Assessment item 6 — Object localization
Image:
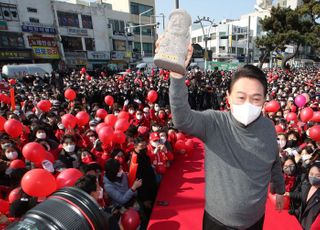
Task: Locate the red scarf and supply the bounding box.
[284,174,296,192]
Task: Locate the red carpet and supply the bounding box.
[148,138,302,230]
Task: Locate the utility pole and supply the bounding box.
[246,16,251,64]
[139,8,153,58]
[175,0,179,9]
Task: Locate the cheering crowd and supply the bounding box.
[0,65,319,229]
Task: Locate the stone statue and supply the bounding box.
[154,9,192,75]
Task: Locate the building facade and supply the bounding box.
[0,0,153,70]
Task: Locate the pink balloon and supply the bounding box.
[294,95,307,108]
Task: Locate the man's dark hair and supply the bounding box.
[134,136,146,145]
[75,174,97,194]
[228,65,268,96]
[104,159,120,182]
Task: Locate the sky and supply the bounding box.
[155,0,257,32]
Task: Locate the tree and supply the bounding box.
[256,1,320,69]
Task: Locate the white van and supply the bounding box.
[1,63,53,78]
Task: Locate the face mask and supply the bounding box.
[301,154,311,161]
[154,106,160,112]
[36,133,47,139]
[129,110,135,115]
[279,140,286,149]
[42,160,54,173]
[283,165,295,176]
[58,123,64,130]
[160,137,166,144]
[150,141,159,147]
[231,102,262,126]
[64,144,75,153]
[89,136,96,143]
[309,176,320,186]
[97,187,103,199]
[6,151,18,160]
[152,126,159,132]
[114,112,119,116]
[287,140,298,148]
[136,115,142,120]
[117,169,123,178]
[90,126,96,131]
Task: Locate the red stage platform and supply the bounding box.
[148,139,302,230]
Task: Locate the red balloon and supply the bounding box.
[147,90,158,103]
[44,151,55,164]
[176,132,186,141]
[64,88,77,101]
[105,114,117,127]
[10,159,26,169]
[104,95,114,106]
[76,111,90,127]
[185,79,191,86]
[37,100,52,112]
[155,165,167,174]
[121,208,141,230]
[96,109,108,119]
[95,122,109,134]
[8,187,21,204]
[114,118,130,132]
[300,107,314,123]
[312,111,320,123]
[0,199,9,214]
[8,79,16,85]
[113,130,126,144]
[309,125,320,142]
[275,125,284,133]
[22,142,46,164]
[56,168,83,189]
[286,112,297,122]
[21,169,57,197]
[81,67,86,73]
[118,111,129,120]
[4,119,23,138]
[265,100,280,113]
[174,140,187,154]
[61,114,77,129]
[185,139,194,153]
[86,75,92,81]
[0,116,6,131]
[98,126,114,144]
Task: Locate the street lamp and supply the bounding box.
[194,16,217,72]
[139,8,154,58]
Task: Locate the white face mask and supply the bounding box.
[36,133,47,139]
[150,141,159,147]
[64,144,75,153]
[90,126,96,131]
[95,117,101,122]
[154,106,160,112]
[160,137,166,144]
[136,115,142,120]
[58,123,64,130]
[231,102,262,126]
[129,110,135,115]
[117,170,123,178]
[6,151,18,160]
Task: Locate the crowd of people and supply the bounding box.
[0,65,319,229]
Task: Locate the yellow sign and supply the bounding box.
[32,46,60,59]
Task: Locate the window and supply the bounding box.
[143,43,152,56]
[113,40,126,51]
[210,33,216,40]
[0,3,19,21]
[85,38,95,51]
[192,37,196,43]
[130,2,153,16]
[61,36,83,51]
[82,15,93,29]
[109,19,125,35]
[197,36,202,42]
[0,32,24,48]
[29,17,39,23]
[57,11,79,27]
[237,48,244,55]
[27,7,37,13]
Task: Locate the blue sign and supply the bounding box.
[21,22,56,34]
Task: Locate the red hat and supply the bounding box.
[150,132,160,141]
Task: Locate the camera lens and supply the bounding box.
[6,187,109,230]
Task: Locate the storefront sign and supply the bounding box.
[87,51,110,60]
[207,61,239,71]
[32,46,59,59]
[111,51,125,60]
[67,28,88,36]
[0,21,7,30]
[28,36,57,47]
[21,22,56,34]
[0,49,32,60]
[65,51,87,66]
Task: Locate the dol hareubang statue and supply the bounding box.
[154,9,192,75]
